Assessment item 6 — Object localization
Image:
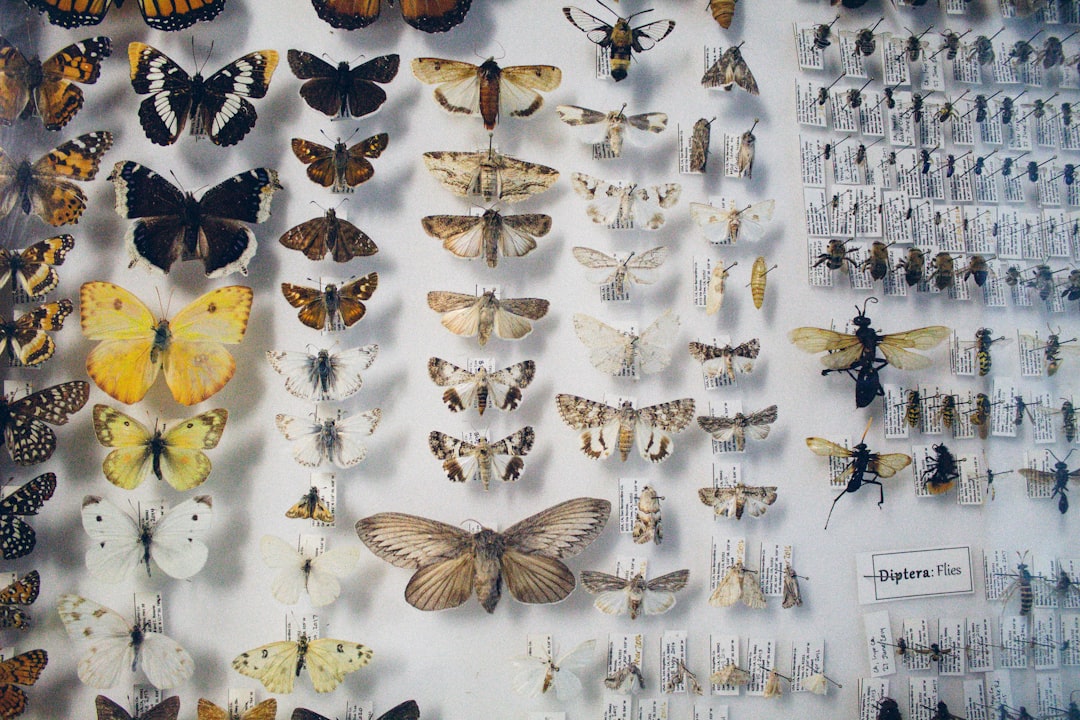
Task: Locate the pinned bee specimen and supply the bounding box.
[790,299,950,409]
[922,443,962,495]
[862,241,893,282]
[689,117,715,173]
[1061,102,1073,127]
[556,105,668,157]
[698,483,777,519]
[690,199,774,244]
[960,254,992,287]
[1004,265,1022,287]
[877,698,903,720]
[697,404,778,452]
[747,257,775,310]
[806,419,913,528]
[427,358,535,415]
[898,25,932,63]
[555,394,695,463]
[936,29,968,61]
[580,567,689,619]
[737,119,758,178]
[571,310,679,376]
[706,260,737,315]
[1038,327,1079,376]
[1009,31,1041,66]
[428,427,535,490]
[812,15,839,50]
[1026,264,1057,302]
[421,209,550,268]
[708,0,736,29]
[897,247,927,286]
[423,141,559,203]
[562,3,675,82]
[936,92,969,123]
[688,338,759,380]
[1038,34,1073,68]
[427,290,549,346]
[813,238,858,273]
[701,43,759,95]
[572,246,667,296]
[1019,450,1079,514]
[927,252,956,291]
[632,486,662,544]
[816,74,844,107]
[846,78,873,109]
[570,173,681,230]
[969,30,1002,66]
[781,564,803,608]
[709,561,766,608]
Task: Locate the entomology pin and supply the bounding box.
[762,665,787,698]
[708,560,766,608]
[689,117,715,173]
[973,461,1013,501]
[632,485,663,544]
[746,256,776,309]
[737,119,758,178]
[781,563,805,608]
[846,77,873,109]
[813,15,839,50]
[706,260,738,315]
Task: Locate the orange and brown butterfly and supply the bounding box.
[0,235,74,299]
[286,486,334,523]
[0,36,111,130]
[291,133,388,193]
[0,570,40,630]
[411,57,561,131]
[279,206,378,263]
[24,0,224,30]
[197,698,276,720]
[0,299,72,367]
[0,649,46,719]
[0,131,113,226]
[281,273,378,330]
[310,0,470,32]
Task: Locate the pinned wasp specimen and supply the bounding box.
[933,393,960,431]
[973,459,1013,501]
[1019,450,1079,514]
[921,443,962,494]
[900,389,923,430]
[997,551,1036,616]
[1061,398,1076,442]
[790,298,950,409]
[1035,326,1079,376]
[959,328,1008,376]
[807,418,912,529]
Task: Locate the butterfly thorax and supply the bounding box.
[323,284,342,314]
[314,350,334,392]
[150,319,172,364]
[138,520,156,575]
[130,625,145,670]
[334,63,354,113]
[14,162,33,214]
[180,193,206,257]
[187,74,209,136]
[149,429,167,480]
[320,420,339,449]
[295,634,309,676]
[301,557,315,579]
[23,59,44,101]
[472,528,505,613]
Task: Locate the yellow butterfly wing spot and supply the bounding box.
[81,281,160,405]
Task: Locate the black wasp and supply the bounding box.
[1019,450,1080,514]
[961,328,1006,376]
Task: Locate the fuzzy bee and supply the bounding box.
[813,15,839,50]
[897,247,927,286]
[814,238,857,272]
[851,19,883,57]
[928,252,956,291]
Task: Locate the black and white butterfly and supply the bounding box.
[266,345,378,401]
[109,161,281,278]
[0,473,56,559]
[1,381,89,466]
[287,50,400,119]
[128,43,279,147]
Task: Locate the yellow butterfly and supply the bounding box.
[232,632,372,693]
[92,404,228,490]
[80,282,252,406]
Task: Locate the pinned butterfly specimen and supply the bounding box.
[0,649,47,717]
[81,495,213,582]
[1,382,88,466]
[571,173,681,230]
[562,4,675,81]
[556,105,668,157]
[0,36,111,129]
[411,57,561,130]
[279,207,378,262]
[267,345,378,402]
[428,427,535,489]
[232,632,373,694]
[80,282,253,406]
[355,496,611,613]
[286,486,334,523]
[57,593,194,689]
[422,209,551,267]
[91,405,228,491]
[197,698,276,720]
[572,310,679,376]
[24,0,224,30]
[579,568,689,619]
[0,131,113,226]
[128,44,278,146]
[427,358,535,415]
[427,290,549,346]
[311,0,470,32]
[690,199,775,244]
[0,473,54,560]
[554,394,695,463]
[281,274,379,330]
[572,246,667,296]
[0,299,72,366]
[275,409,381,468]
[0,570,40,630]
[288,50,400,119]
[0,234,73,300]
[688,339,760,381]
[709,561,766,608]
[259,535,360,606]
[697,483,777,519]
[697,404,778,452]
[292,133,388,193]
[109,162,280,277]
[294,701,418,720]
[423,145,559,203]
[702,43,759,94]
[96,695,178,720]
[512,639,594,700]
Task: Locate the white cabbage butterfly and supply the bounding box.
[274,409,380,467]
[266,345,378,401]
[511,639,594,700]
[57,594,194,690]
[231,632,373,693]
[81,495,213,582]
[259,535,360,606]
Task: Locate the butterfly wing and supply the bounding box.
[580,570,631,615]
[708,565,744,607]
[81,495,143,582]
[127,43,194,146]
[636,310,679,374]
[0,39,31,126]
[188,168,279,277]
[259,534,309,604]
[26,131,113,226]
[280,284,328,330]
[3,383,88,467]
[498,65,562,120]
[198,699,277,720]
[327,409,380,467]
[2,234,71,298]
[494,297,549,341]
[334,272,379,328]
[4,299,72,366]
[740,569,767,608]
[291,138,336,188]
[304,638,373,693]
[644,569,690,614]
[412,58,482,117]
[552,640,594,701]
[275,415,328,467]
[80,281,161,405]
[147,495,212,579]
[572,314,632,374]
[305,545,361,606]
[742,485,778,517]
[232,640,301,694]
[511,654,553,698]
[57,594,135,689]
[285,487,334,523]
[487,361,535,412]
[0,570,39,630]
[342,134,388,187]
[154,409,227,490]
[35,37,111,130]
[427,290,483,340]
[0,649,47,686]
[554,394,621,460]
[163,286,252,405]
[690,201,737,243]
[198,51,278,146]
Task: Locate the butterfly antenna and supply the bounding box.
[595,0,619,17]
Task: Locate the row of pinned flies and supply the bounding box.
[875,697,1078,720]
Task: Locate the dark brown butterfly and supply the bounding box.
[292,700,418,720]
[287,50,399,119]
[310,0,470,32]
[0,473,56,559]
[0,36,112,130]
[1,382,89,465]
[96,695,179,720]
[291,133,388,193]
[279,207,378,262]
[281,273,379,330]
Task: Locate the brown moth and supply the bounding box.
[689,117,714,173]
[285,486,334,523]
[278,207,377,262]
[632,485,662,544]
[555,394,695,462]
[427,358,536,415]
[422,145,559,203]
[579,568,689,619]
[697,404,778,451]
[427,290,549,346]
[698,483,778,519]
[428,427,535,489]
[688,339,760,380]
[421,209,551,267]
[781,563,803,608]
[556,105,667,157]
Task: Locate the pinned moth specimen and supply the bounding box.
[710,663,750,686]
[421,209,551,267]
[561,4,676,81]
[705,260,737,315]
[781,564,803,608]
[698,405,778,452]
[427,290,549,346]
[698,483,777,519]
[427,358,535,415]
[279,206,378,262]
[701,43,758,95]
[632,485,662,544]
[423,144,559,203]
[763,668,785,698]
[428,427,535,490]
[709,561,766,608]
[281,274,378,330]
[580,567,689,619]
[689,117,715,173]
[354,496,611,612]
[266,345,378,402]
[572,246,667,296]
[275,409,381,468]
[687,338,759,380]
[690,198,774,244]
[571,173,681,230]
[737,119,758,178]
[748,256,775,310]
[555,394,695,463]
[664,660,703,695]
[259,535,360,606]
[512,639,594,700]
[708,0,736,28]
[556,104,668,156]
[605,663,645,694]
[411,57,561,131]
[571,310,679,376]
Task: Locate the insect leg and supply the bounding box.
[824,486,847,530]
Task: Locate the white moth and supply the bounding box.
[580,568,689,619]
[572,310,679,376]
[259,535,360,606]
[266,345,378,402]
[274,409,380,468]
[511,639,595,700]
[690,199,775,243]
[571,172,681,229]
[709,561,767,608]
[572,246,668,296]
